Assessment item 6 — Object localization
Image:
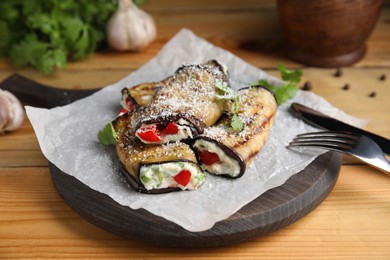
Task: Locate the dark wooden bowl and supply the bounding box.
[277,0,383,67]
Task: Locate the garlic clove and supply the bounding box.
[107,0,157,52]
[0,89,24,132]
[0,93,11,131]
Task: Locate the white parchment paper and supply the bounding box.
[26,29,367,232]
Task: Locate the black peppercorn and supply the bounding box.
[342,84,350,90]
[333,68,342,77]
[302,81,312,91]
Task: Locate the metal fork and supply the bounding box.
[287,131,390,175]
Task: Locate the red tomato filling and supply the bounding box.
[174,170,192,187]
[161,122,179,135]
[117,108,129,116]
[137,122,179,143]
[136,124,162,142]
[198,150,220,166]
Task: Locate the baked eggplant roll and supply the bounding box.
[132,60,230,144]
[113,110,206,194]
[122,82,164,110]
[191,85,277,178]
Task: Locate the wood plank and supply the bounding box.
[0,150,47,167]
[0,0,389,257]
[0,120,40,151]
[1,165,389,258]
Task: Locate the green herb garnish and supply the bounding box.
[97,122,118,145]
[0,1,120,74]
[230,114,243,131]
[215,80,243,131]
[251,64,302,105]
[215,80,235,99]
[230,95,243,131]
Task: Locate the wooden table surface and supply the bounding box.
[1,0,390,259]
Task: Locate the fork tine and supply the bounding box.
[288,139,351,152]
[295,130,358,140]
[292,135,355,145]
[288,131,390,175]
[288,131,358,153]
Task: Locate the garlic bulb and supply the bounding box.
[0,89,24,133]
[107,0,156,51]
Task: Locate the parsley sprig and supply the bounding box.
[230,95,243,131]
[251,64,302,105]
[215,80,243,131]
[98,122,118,145]
[215,80,235,100]
[0,1,146,74]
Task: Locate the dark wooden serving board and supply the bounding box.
[1,74,342,247]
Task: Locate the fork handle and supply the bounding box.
[291,103,390,155]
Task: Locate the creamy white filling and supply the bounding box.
[161,123,193,143]
[193,139,241,177]
[139,162,205,190]
[136,121,193,144]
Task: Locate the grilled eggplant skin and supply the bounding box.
[192,85,277,178]
[192,136,247,178]
[135,111,203,140]
[113,111,204,194]
[122,61,230,139]
[127,82,163,107]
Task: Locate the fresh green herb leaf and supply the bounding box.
[231,113,243,131]
[215,80,235,100]
[233,95,240,114]
[215,81,244,131]
[278,64,302,84]
[0,0,119,74]
[230,95,243,130]
[9,34,50,67]
[97,122,118,145]
[273,83,298,105]
[251,64,302,105]
[251,79,274,90]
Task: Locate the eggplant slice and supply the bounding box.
[120,60,231,144]
[127,82,163,108]
[191,85,277,178]
[113,110,206,194]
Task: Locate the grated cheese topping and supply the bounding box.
[200,86,276,147]
[138,61,230,127]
